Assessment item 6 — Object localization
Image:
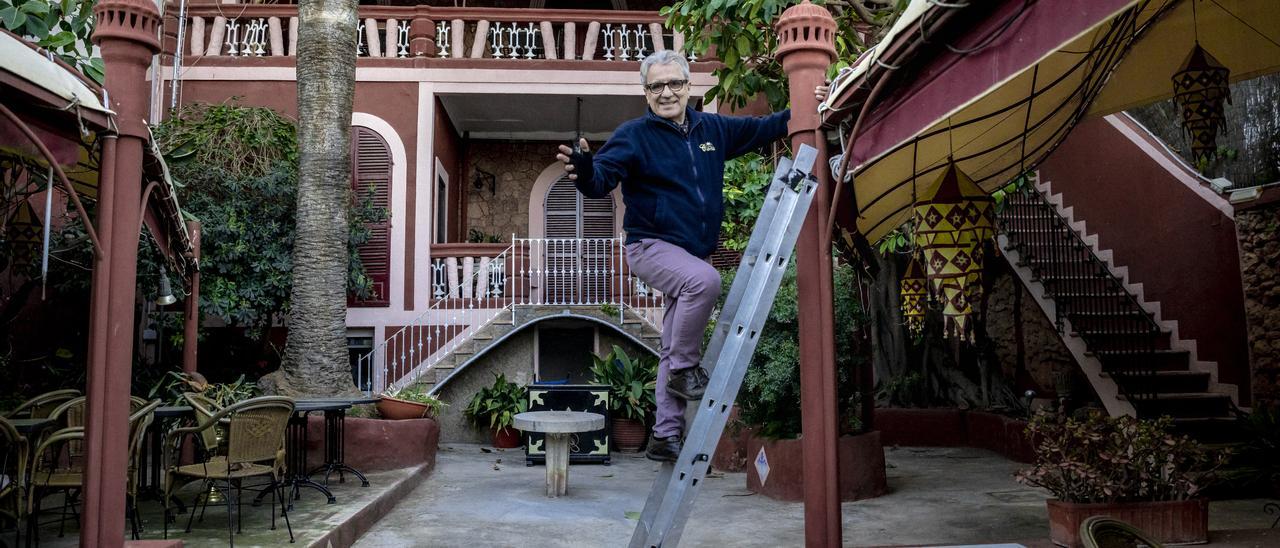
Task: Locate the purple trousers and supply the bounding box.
[624,238,722,438]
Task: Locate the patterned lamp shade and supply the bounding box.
[1172,43,1231,162]
[4,201,42,268]
[900,256,927,334]
[912,161,995,339]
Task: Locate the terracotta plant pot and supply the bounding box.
[611,417,647,452]
[492,426,522,448]
[376,396,434,420]
[1046,498,1208,547]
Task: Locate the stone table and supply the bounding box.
[513,410,605,497]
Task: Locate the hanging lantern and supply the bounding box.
[912,161,995,339]
[900,256,927,334]
[4,201,43,268]
[1172,42,1231,163]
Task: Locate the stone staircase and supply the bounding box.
[997,178,1240,441]
[420,305,663,395]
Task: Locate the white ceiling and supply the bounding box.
[437,93,700,141]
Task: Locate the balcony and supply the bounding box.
[172,4,703,65]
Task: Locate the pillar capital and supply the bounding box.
[774,0,836,63]
[775,0,836,136]
[91,0,162,52]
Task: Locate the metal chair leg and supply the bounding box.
[225,480,235,548]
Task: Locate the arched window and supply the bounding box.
[350,126,392,307]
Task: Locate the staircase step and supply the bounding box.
[1073,329,1172,351]
[1126,393,1233,419]
[1092,349,1191,371]
[1106,370,1210,393]
[1170,417,1247,444]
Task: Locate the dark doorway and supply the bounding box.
[537,325,595,383]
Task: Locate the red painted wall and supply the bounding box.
[432,97,464,243]
[1038,116,1250,403]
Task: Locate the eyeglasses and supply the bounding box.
[643,79,689,94]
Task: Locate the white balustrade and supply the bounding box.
[358,237,666,396]
[190,14,694,62]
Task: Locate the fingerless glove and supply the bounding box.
[569,148,594,184]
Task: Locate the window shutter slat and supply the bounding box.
[350,125,392,307]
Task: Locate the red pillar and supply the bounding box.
[183,220,201,374]
[775,2,839,546]
[83,0,162,545]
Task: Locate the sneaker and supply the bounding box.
[645,434,682,462]
[667,366,709,400]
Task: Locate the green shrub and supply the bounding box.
[463,373,527,432]
[590,345,658,421]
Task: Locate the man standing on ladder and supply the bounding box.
[555,50,827,462]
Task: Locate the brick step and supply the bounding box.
[1126,393,1234,419]
[1091,349,1191,371]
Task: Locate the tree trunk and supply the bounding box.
[269,0,359,397]
[866,252,909,384]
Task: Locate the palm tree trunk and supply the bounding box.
[272,0,358,397]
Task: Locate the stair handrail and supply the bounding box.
[999,184,1161,402]
[356,242,516,396]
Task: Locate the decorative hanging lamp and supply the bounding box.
[1172,42,1231,163]
[900,256,927,334]
[912,161,995,339]
[5,201,43,268]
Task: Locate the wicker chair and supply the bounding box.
[126,399,161,540]
[1080,516,1164,548]
[164,396,295,546]
[0,417,29,546]
[25,426,84,542]
[3,389,80,419]
[183,392,225,458]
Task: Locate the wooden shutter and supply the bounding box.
[541,177,616,303]
[351,126,392,307]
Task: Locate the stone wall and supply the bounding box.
[1237,202,1280,407]
[985,262,1077,396]
[434,329,537,444]
[465,141,556,241]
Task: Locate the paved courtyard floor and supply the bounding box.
[355,444,1277,548]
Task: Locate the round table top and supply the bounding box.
[513,411,605,434]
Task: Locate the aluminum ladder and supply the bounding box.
[629,143,820,547]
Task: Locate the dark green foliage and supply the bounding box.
[590,344,658,421]
[720,261,867,438]
[661,0,907,111]
[152,102,385,338]
[463,373,528,432]
[1016,409,1226,503]
[720,153,774,252]
[0,0,102,82]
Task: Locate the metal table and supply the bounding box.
[304,397,378,488]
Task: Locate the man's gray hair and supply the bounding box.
[640,50,690,84]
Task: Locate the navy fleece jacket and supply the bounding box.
[574,106,790,259]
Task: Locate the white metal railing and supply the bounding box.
[183,8,697,62]
[356,244,514,395]
[357,236,665,395]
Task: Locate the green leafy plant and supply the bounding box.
[720,153,775,252]
[599,303,619,317]
[1015,409,1226,503]
[721,261,868,438]
[148,371,258,407]
[0,0,102,82]
[387,384,447,417]
[1218,405,1280,495]
[590,345,658,421]
[661,0,907,111]
[463,373,527,432]
[466,228,504,243]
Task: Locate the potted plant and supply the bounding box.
[1016,409,1225,547]
[590,345,657,452]
[463,373,527,448]
[377,385,446,420]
